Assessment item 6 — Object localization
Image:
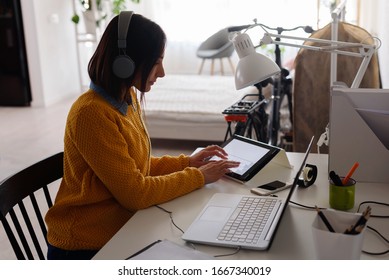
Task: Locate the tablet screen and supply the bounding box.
[217,135,280,181]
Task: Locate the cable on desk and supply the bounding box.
[289,200,326,210]
[154,205,240,256]
[154,205,185,234]
[357,201,389,218]
[362,226,389,256]
[357,201,389,256]
[214,246,241,258]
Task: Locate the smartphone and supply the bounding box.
[250,180,292,196]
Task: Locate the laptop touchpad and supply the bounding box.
[200,206,231,222]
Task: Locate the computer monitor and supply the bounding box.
[329,86,389,183]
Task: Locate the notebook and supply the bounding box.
[182,136,314,250]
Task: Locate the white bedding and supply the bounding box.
[142,74,255,142]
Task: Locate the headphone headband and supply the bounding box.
[113,11,135,79]
[117,11,133,49]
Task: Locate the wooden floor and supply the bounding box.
[0,96,216,259]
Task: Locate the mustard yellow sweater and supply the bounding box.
[45,87,204,250]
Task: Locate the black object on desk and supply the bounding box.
[315,206,335,232]
[329,170,343,186]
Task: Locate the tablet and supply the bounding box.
[216,135,280,182]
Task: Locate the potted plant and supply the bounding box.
[72,0,140,32]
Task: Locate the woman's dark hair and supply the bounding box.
[88,13,166,101]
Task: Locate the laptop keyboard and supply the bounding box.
[217,196,278,244]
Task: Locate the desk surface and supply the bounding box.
[94,153,389,260]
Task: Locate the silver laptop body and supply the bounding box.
[182,136,314,250]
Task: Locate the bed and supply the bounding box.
[142,74,256,142]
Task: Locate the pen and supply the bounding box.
[329,170,343,186]
[342,162,359,185]
[315,206,335,232]
[344,206,371,234]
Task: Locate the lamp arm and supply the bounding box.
[351,47,374,88]
[259,33,375,54]
[260,40,370,58]
[257,32,376,88]
[331,0,347,21]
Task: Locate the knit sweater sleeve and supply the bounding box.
[149,155,190,176]
[67,95,204,212]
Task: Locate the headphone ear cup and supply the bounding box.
[112,55,135,79]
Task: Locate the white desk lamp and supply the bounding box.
[230,28,377,90]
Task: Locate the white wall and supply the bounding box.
[376,0,389,88]
[20,0,81,107]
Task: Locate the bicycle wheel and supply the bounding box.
[250,112,269,143]
[234,113,268,143]
[233,121,247,137]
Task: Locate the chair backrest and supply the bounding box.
[0,152,64,259]
[199,28,230,49]
[197,28,234,58]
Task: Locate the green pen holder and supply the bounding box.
[329,177,356,211]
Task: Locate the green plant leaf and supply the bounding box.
[71,14,80,24]
[72,0,141,25]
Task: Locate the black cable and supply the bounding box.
[289,200,325,210]
[214,247,241,258]
[362,249,389,256]
[362,226,389,256]
[367,225,389,243]
[155,205,241,257]
[357,201,389,218]
[357,201,389,256]
[155,205,185,234]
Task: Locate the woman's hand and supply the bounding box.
[198,160,240,184]
[189,145,240,184]
[189,145,229,168]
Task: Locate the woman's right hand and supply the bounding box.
[198,160,240,184]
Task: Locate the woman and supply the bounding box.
[45,12,239,260]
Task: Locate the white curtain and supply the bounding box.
[77,1,389,87]
[356,0,388,88]
[127,0,321,74]
[100,0,389,79]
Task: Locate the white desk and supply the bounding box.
[93,153,389,260]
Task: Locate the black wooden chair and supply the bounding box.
[0,152,63,259]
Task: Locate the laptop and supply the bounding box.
[182,136,314,250]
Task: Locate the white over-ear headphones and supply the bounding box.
[112,11,135,79]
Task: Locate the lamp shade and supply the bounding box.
[232,33,280,90]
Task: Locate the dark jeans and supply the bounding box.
[47,243,99,260]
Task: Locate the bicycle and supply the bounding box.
[260,23,314,146]
[225,22,314,146]
[222,80,270,143]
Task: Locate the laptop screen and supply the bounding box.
[285,136,315,203]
